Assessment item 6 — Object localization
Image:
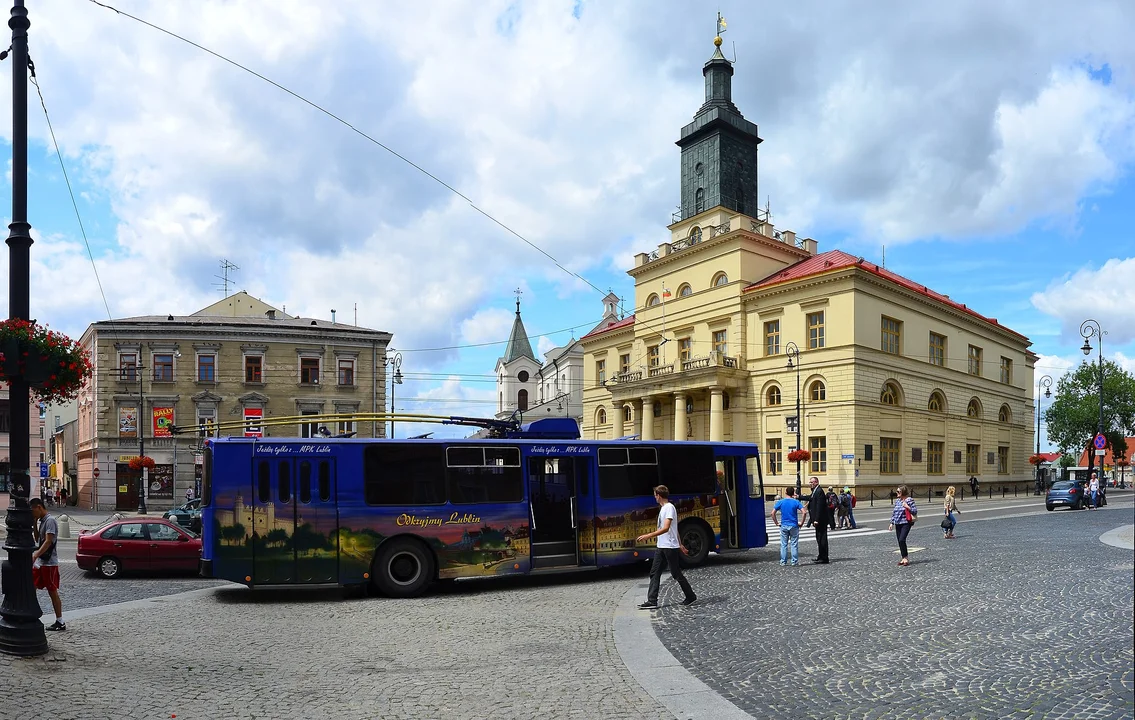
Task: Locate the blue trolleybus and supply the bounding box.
[199,418,767,597]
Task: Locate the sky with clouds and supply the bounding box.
[1,0,1133,444]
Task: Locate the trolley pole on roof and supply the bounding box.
[0,0,49,657]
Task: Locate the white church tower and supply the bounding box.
[495,296,540,419]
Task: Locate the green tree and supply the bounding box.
[1045,359,1135,461]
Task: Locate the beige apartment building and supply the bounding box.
[580,38,1036,497]
[75,292,391,511]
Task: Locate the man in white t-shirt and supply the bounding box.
[636,485,697,609]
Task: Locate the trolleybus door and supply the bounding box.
[527,456,585,569]
[252,457,339,584]
[716,456,766,550]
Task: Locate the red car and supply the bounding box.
[77,518,202,578]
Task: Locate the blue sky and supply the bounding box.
[2,1,1133,444]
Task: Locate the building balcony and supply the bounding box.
[608,352,744,394]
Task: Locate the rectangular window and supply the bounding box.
[196,407,216,438]
[364,444,446,505]
[966,444,980,475]
[119,353,138,381]
[656,445,717,495]
[299,461,312,504]
[245,355,263,383]
[968,345,983,376]
[997,446,1010,474]
[596,359,606,384]
[300,358,320,384]
[197,354,215,382]
[764,320,780,356]
[648,345,660,367]
[929,333,946,367]
[881,316,901,355]
[597,446,659,498]
[678,338,692,363]
[153,354,174,382]
[300,410,320,438]
[318,461,332,502]
[257,461,271,503]
[338,419,356,436]
[446,446,523,504]
[1000,357,1012,384]
[880,437,901,475]
[767,438,782,476]
[927,441,944,475]
[807,312,825,349]
[619,353,630,375]
[712,330,728,356]
[809,436,827,474]
[338,359,355,386]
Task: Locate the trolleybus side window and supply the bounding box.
[364,444,446,506]
[279,461,291,503]
[257,461,271,503]
[202,446,213,507]
[657,445,716,495]
[318,461,331,502]
[598,446,658,498]
[446,446,523,504]
[299,460,312,504]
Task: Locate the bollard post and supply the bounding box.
[56,515,70,539]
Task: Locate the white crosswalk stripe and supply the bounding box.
[764,523,891,541]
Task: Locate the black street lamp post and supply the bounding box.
[137,365,147,514]
[1035,374,1052,494]
[0,0,48,657]
[786,342,802,498]
[387,352,403,438]
[1079,319,1106,485]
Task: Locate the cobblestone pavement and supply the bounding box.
[654,504,1135,720]
[1,565,672,720]
[39,558,225,614]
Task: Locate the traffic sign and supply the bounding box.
[93,467,101,479]
[1093,434,1107,450]
[38,464,47,478]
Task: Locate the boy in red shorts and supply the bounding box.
[31,498,65,631]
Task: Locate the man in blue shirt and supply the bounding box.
[772,486,805,566]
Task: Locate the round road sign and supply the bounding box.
[93,467,101,479]
[1093,434,1107,450]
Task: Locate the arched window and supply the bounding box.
[810,380,826,402]
[688,226,702,244]
[623,405,632,422]
[712,272,729,287]
[928,391,945,413]
[767,386,782,406]
[695,187,705,214]
[677,283,692,298]
[597,408,607,425]
[967,398,981,419]
[646,294,660,308]
[881,382,900,406]
[517,389,528,411]
[998,405,1011,423]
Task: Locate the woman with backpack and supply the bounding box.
[942,486,960,539]
[888,485,918,566]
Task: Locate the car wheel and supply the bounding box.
[1046,504,1054,511]
[97,556,122,579]
[678,521,712,567]
[371,539,434,598]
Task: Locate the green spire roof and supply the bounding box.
[502,298,536,364]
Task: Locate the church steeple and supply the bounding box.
[676,22,762,221]
[501,293,536,364]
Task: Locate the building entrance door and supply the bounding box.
[115,463,139,511]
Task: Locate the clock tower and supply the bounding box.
[676,35,762,221]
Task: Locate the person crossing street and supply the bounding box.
[636,485,697,609]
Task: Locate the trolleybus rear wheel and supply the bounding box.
[372,538,435,598]
[679,522,711,567]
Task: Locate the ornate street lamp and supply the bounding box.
[387,352,403,438]
[1035,374,1052,494]
[785,342,802,498]
[1079,319,1106,486]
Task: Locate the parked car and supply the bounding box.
[163,498,202,532]
[1045,480,1089,511]
[77,518,202,578]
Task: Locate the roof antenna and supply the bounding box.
[882,245,885,269]
[214,259,240,297]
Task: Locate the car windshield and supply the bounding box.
[1051,481,1074,490]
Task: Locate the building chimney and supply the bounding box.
[265,309,276,320]
[331,309,337,324]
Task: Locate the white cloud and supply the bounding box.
[1030,257,1135,345]
[1114,351,1135,374]
[536,336,558,361]
[459,307,515,347]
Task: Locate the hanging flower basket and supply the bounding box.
[0,319,93,404]
[128,456,157,472]
[1028,454,1046,466]
[787,449,811,463]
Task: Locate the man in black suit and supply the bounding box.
[806,476,830,564]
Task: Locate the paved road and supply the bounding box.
[654,498,1135,720]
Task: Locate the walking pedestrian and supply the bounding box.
[836,489,851,529]
[806,477,830,564]
[826,488,838,531]
[637,485,696,609]
[942,486,961,539]
[772,486,805,566]
[186,487,195,504]
[1088,472,1100,510]
[30,498,66,631]
[59,486,68,506]
[888,485,918,566]
[969,475,979,499]
[846,487,858,529]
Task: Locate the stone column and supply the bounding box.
[709,388,724,442]
[613,401,625,438]
[641,397,655,441]
[674,393,687,441]
[632,399,644,438]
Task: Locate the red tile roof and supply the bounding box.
[745,250,1028,341]
[1077,437,1135,468]
[582,314,635,340]
[1033,452,1062,463]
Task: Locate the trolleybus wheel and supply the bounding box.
[678,522,711,567]
[97,556,122,579]
[372,539,435,598]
